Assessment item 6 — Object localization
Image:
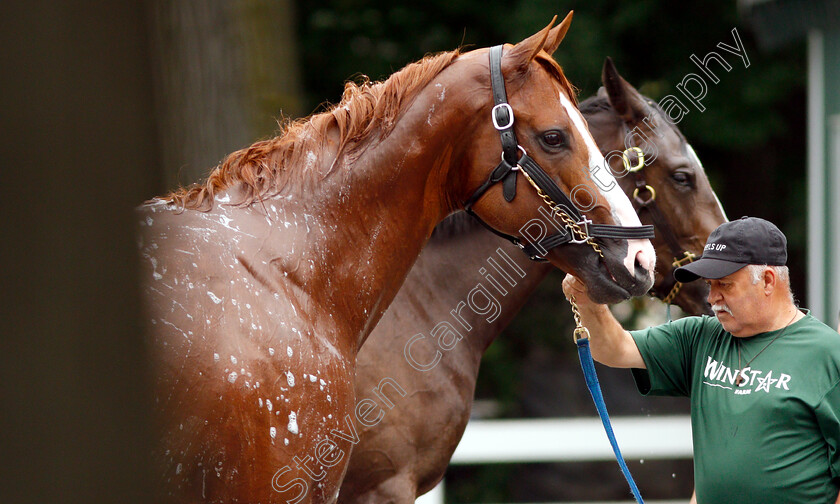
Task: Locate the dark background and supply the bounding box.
[0,1,806,502]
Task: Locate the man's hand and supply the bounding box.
[562,273,591,305]
[560,274,645,369]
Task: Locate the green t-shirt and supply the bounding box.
[631,313,840,504]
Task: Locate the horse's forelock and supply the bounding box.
[580,93,687,145]
[531,53,578,106]
[578,95,613,115]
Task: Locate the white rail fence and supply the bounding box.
[416,415,693,504]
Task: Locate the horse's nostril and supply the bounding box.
[634,250,645,271]
[622,240,656,282]
[634,247,655,277]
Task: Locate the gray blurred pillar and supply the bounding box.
[807,28,840,328]
[739,0,840,326]
[148,0,304,190]
[0,1,158,503]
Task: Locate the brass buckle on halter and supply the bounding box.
[622,147,645,173]
[672,251,696,268]
[632,185,656,205]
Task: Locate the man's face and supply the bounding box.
[704,267,765,337]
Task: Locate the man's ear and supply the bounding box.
[763,268,776,296]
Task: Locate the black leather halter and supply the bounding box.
[464,45,655,262]
[621,146,696,304]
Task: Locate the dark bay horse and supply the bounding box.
[339,59,728,503]
[137,15,657,504]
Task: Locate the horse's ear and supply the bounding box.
[506,15,558,70]
[541,11,573,56]
[602,57,648,125]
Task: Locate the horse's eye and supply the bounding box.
[672,171,692,187]
[542,131,565,147]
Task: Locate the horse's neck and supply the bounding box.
[411,230,553,358]
[247,87,471,351]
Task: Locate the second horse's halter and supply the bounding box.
[622,146,696,305]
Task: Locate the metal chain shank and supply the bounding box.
[517,166,605,258]
[569,296,591,341]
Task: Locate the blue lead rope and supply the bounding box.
[576,336,645,504]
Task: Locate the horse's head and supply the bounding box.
[584,57,729,315]
[452,13,656,304]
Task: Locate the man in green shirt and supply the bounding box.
[563,216,840,503]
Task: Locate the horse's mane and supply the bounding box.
[161,47,579,212]
[162,49,462,210]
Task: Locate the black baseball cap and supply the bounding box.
[674,216,787,283]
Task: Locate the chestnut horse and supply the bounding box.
[339,59,728,503]
[137,15,656,504]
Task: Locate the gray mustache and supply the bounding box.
[712,304,732,316]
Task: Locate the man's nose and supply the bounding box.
[707,286,720,305]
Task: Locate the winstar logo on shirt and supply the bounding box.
[702,356,791,395]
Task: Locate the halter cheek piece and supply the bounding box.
[622,145,697,304]
[464,45,655,262]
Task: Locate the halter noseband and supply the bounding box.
[464,45,655,262]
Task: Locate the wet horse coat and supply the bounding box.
[339,59,728,503]
[138,15,655,504]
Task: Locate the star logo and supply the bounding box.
[755,371,778,393]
